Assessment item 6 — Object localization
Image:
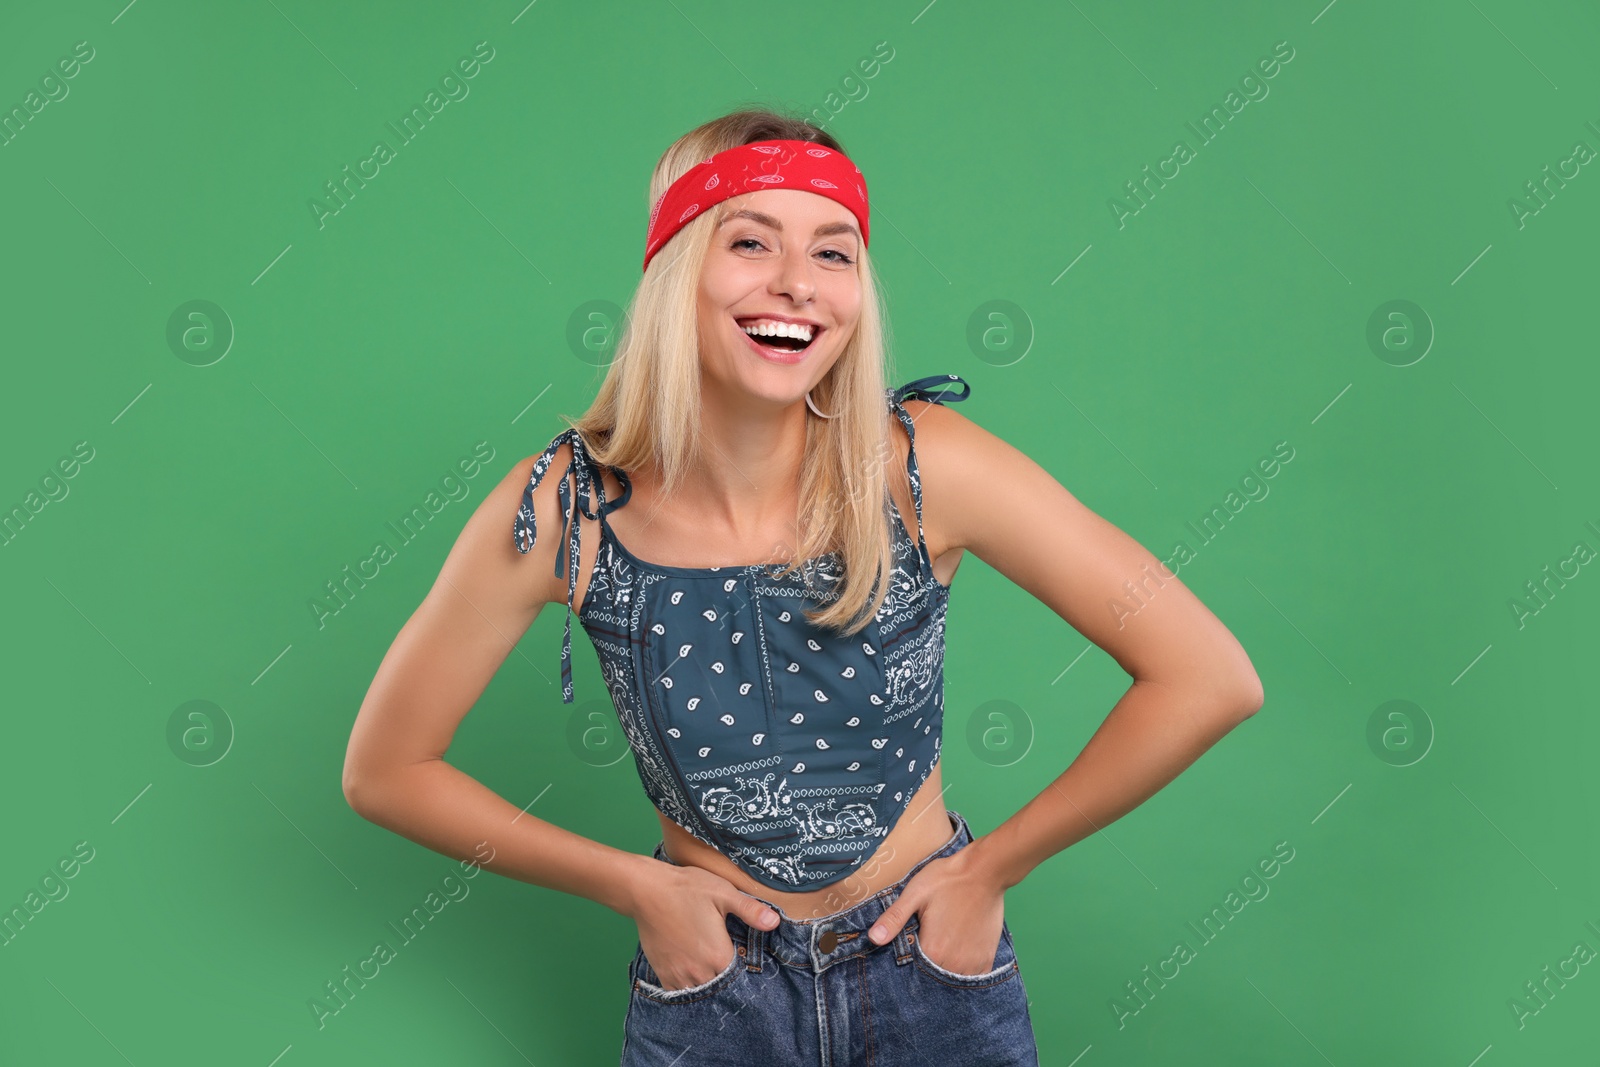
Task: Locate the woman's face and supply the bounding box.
[696,187,863,408]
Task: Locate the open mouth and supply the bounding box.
[736,317,822,356]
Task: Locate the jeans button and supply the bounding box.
[819,929,839,953]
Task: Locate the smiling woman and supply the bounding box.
[344,104,1261,1067]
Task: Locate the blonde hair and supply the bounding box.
[564,107,902,634]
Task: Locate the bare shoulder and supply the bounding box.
[431,438,590,614]
[431,445,572,611]
[901,397,1262,702]
[902,393,1104,576]
[895,397,1028,558]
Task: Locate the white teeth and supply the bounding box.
[741,319,815,343]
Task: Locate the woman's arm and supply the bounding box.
[901,399,1263,895]
[341,444,655,918]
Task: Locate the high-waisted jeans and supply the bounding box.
[619,808,1040,1066]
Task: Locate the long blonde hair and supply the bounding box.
[568,107,901,634]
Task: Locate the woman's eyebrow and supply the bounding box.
[718,208,859,240]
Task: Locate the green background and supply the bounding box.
[3,1,1597,1063]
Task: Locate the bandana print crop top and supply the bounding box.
[512,374,971,891]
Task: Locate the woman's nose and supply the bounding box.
[772,252,815,303]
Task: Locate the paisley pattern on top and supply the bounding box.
[513,374,971,890]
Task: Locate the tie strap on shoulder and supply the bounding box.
[512,427,632,704]
[885,374,971,549]
[890,373,971,408]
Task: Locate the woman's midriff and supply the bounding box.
[657,760,952,919]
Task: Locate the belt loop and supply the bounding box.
[743,915,764,973]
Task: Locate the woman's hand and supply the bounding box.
[627,861,780,992]
[866,844,1007,975]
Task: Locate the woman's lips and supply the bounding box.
[738,322,818,365]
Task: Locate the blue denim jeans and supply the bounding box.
[620,808,1040,1066]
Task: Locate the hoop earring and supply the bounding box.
[805,390,836,419]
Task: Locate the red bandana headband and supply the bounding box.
[642,139,870,272]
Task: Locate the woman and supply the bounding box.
[343,108,1263,1066]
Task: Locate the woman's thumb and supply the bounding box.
[731,894,782,930]
[868,891,916,945]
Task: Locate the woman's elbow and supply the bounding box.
[1209,641,1264,719]
[342,766,371,818]
[1180,667,1264,722]
[342,758,388,820]
[1233,671,1265,718]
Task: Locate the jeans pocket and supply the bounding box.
[910,923,1020,989]
[631,939,744,1005]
